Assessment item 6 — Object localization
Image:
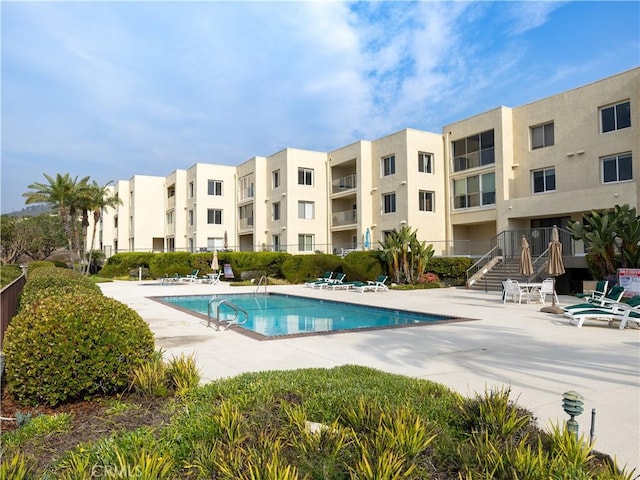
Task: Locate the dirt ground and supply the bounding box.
[1,387,172,474]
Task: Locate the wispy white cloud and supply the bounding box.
[2,1,638,212]
[502,1,566,35]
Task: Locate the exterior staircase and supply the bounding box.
[467,257,533,292]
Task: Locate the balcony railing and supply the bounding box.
[239,217,254,230]
[238,186,254,202]
[167,195,175,209]
[332,209,357,226]
[332,174,357,193]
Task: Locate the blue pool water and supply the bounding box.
[154,293,464,338]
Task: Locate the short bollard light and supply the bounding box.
[562,390,584,439]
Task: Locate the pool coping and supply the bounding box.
[148,292,479,341]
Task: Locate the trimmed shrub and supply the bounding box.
[149,252,194,278]
[0,264,23,288]
[341,251,384,282]
[216,251,291,279]
[281,254,342,284]
[4,293,155,406]
[26,260,56,276]
[425,257,474,284]
[97,252,155,278]
[19,268,101,311]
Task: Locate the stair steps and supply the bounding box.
[467,257,532,292]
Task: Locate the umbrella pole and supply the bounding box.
[541,276,563,314]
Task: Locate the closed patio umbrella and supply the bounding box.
[541,226,565,314]
[212,250,219,272]
[364,228,371,250]
[519,236,534,278]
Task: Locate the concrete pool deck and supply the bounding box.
[99,280,640,471]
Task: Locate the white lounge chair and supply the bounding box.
[567,299,640,329]
[352,275,388,293]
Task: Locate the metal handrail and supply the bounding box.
[466,245,500,282]
[208,298,249,331]
[255,275,267,295]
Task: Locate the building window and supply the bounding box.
[298,168,313,186]
[114,216,118,228]
[207,209,223,224]
[382,155,396,176]
[272,170,281,189]
[601,101,631,133]
[453,172,495,209]
[531,122,554,149]
[298,201,314,219]
[418,190,434,211]
[418,152,433,173]
[166,212,173,224]
[602,153,632,183]
[272,202,280,221]
[272,235,281,252]
[238,205,254,226]
[207,237,224,250]
[532,168,556,193]
[453,130,495,171]
[239,174,254,200]
[382,192,396,214]
[298,234,314,252]
[208,180,223,196]
[188,209,194,226]
[188,182,194,198]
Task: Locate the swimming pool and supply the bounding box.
[152,293,469,339]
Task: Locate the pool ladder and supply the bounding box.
[254,275,268,295]
[208,298,248,331]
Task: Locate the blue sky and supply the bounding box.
[1,1,638,213]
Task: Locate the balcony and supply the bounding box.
[332,174,357,194]
[167,195,175,209]
[332,209,357,227]
[239,217,254,230]
[238,186,254,202]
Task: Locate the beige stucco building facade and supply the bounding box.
[95,68,638,264]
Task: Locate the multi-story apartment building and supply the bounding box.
[96,68,639,275]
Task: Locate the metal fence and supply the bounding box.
[1,273,26,349]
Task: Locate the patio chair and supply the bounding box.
[318,273,347,289]
[351,275,389,293]
[530,278,557,305]
[575,280,609,300]
[503,279,530,304]
[177,269,200,283]
[206,272,221,285]
[562,286,625,313]
[304,272,333,288]
[567,298,640,329]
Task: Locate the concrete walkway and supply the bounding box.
[99,280,640,471]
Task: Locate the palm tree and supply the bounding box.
[378,226,434,284]
[23,173,89,267]
[84,181,122,273]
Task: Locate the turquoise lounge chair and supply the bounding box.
[304,272,333,288]
[562,286,625,313]
[351,275,389,293]
[575,280,608,299]
[567,297,640,329]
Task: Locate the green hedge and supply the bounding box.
[26,260,56,276]
[19,268,102,311]
[98,252,155,278]
[341,251,384,282]
[4,293,155,406]
[149,252,194,277]
[425,257,474,282]
[281,254,342,284]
